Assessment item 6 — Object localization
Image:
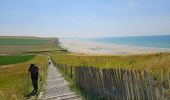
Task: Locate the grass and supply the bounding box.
[0,38,47,45]
[0,55,35,65]
[51,51,170,99]
[0,36,59,99]
[1,36,170,99]
[51,52,170,74]
[0,36,59,54]
[0,54,48,99]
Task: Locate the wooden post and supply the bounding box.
[161,74,167,100]
[162,81,167,100]
[123,70,131,100]
[70,66,72,78]
[144,71,150,100]
[134,70,141,100]
[65,64,67,75]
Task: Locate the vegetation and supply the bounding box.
[51,52,170,74]
[51,52,170,99]
[0,38,47,45]
[0,54,48,99]
[0,36,59,54]
[0,36,61,99]
[0,55,35,65]
[1,36,170,99]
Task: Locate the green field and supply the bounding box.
[0,38,47,45]
[0,55,35,65]
[0,37,59,54]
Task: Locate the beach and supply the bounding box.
[60,39,170,55]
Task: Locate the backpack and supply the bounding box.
[30,66,38,76]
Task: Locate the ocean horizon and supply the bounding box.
[82,35,170,49]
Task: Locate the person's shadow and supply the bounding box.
[24,90,38,99]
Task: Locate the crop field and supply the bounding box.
[0,55,35,65]
[0,38,47,45]
[51,52,170,74]
[0,54,48,99]
[0,36,59,54]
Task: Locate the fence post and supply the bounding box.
[64,64,66,74]
[134,70,141,100]
[144,71,150,100]
[153,76,161,100]
[70,66,73,78]
[161,74,167,100]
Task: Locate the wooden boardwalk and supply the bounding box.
[41,60,81,100]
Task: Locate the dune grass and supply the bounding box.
[51,52,170,74]
[0,55,35,65]
[0,54,48,99]
[51,52,170,99]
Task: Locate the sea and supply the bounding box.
[82,35,170,49]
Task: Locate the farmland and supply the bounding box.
[0,36,59,54]
[0,55,35,65]
[0,38,47,45]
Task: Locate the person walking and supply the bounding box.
[28,64,39,93]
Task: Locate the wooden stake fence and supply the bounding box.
[53,62,170,100]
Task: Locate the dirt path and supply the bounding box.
[41,60,81,100]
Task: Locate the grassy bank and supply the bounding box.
[51,52,170,74]
[51,52,170,99]
[0,54,48,99]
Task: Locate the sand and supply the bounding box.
[60,39,170,55]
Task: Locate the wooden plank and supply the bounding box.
[134,70,141,100]
[161,74,167,100]
[144,71,150,100]
[125,70,131,100]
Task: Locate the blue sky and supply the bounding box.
[0,0,170,38]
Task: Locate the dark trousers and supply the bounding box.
[31,75,38,91]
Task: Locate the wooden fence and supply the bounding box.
[54,62,170,100]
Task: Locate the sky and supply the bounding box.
[0,0,170,38]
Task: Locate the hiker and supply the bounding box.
[27,64,39,93]
[49,61,51,65]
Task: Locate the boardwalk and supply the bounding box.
[41,60,81,100]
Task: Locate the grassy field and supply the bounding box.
[0,36,60,99]
[0,54,48,99]
[0,55,35,65]
[0,38,47,45]
[0,36,59,54]
[51,52,170,74]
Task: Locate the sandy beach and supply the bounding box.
[60,39,170,55]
